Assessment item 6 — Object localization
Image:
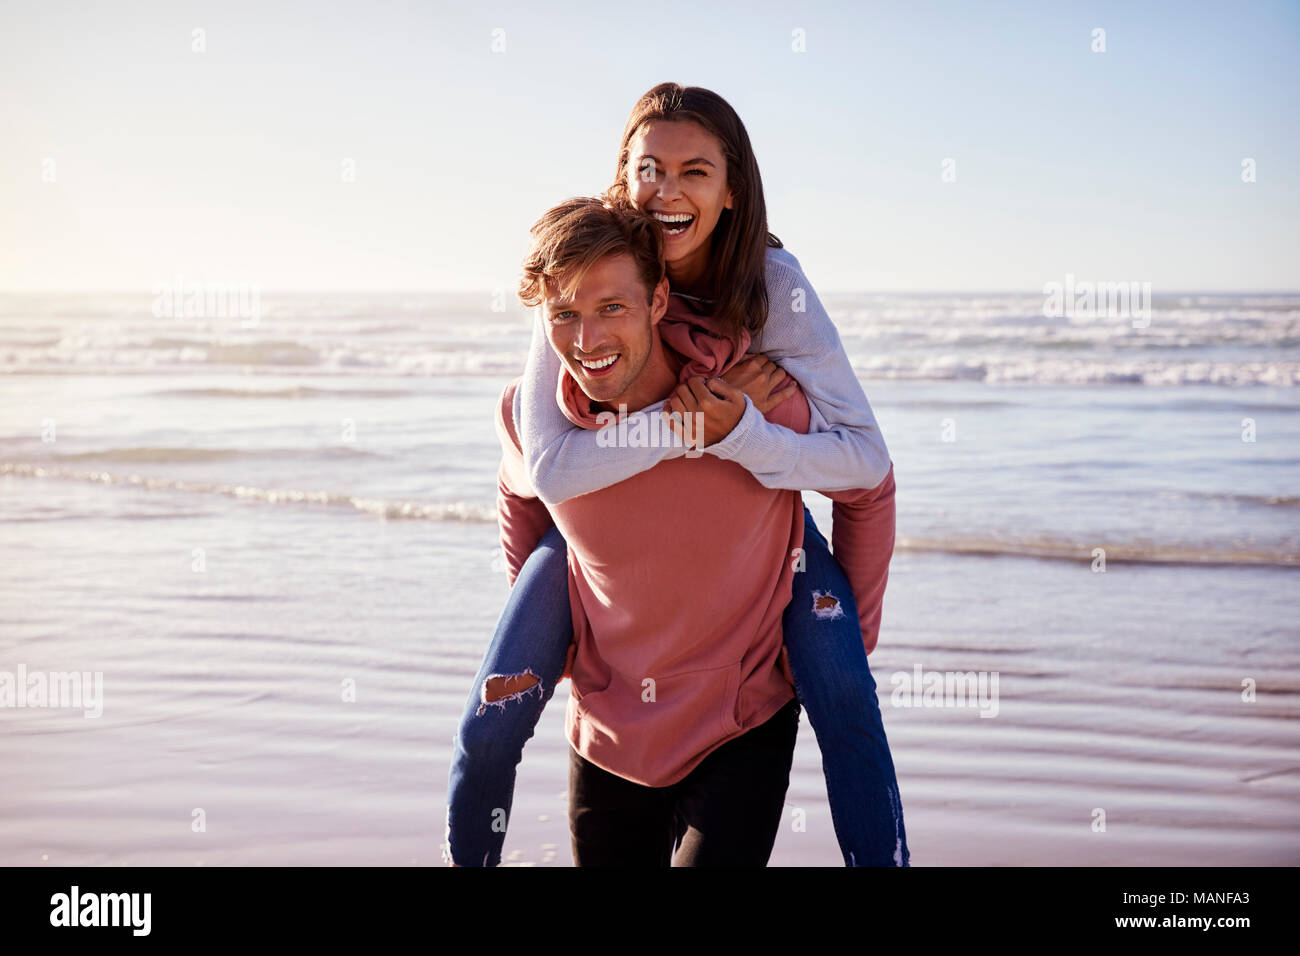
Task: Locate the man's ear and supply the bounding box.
[649,276,670,325]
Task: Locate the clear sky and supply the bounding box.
[1,0,1297,293]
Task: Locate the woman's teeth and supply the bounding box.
[652,212,695,236]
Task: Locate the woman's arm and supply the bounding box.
[517,315,684,507]
[705,248,892,491]
[519,247,889,502]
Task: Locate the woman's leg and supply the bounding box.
[444,525,572,866]
[783,506,910,867]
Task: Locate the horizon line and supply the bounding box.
[1,287,1298,297]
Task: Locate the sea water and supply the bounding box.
[1,291,1297,865]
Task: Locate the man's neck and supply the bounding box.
[594,334,682,414]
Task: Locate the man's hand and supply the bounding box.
[662,376,747,449]
[720,354,797,414]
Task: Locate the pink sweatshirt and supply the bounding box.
[494,298,897,787]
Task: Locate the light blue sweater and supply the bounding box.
[517,246,891,504]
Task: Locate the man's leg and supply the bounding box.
[671,698,801,867]
[568,745,677,866]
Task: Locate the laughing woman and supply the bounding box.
[446,83,909,867]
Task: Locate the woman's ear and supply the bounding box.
[724,189,734,210]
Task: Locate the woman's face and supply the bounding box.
[625,120,733,286]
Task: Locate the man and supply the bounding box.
[494,197,868,866]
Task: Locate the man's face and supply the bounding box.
[543,253,669,408]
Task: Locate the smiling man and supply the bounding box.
[493,196,813,865]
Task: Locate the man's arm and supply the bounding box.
[494,380,556,586]
[763,384,896,656]
[819,468,896,656]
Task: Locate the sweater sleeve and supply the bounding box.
[517,313,684,506]
[494,380,556,586]
[704,247,892,492]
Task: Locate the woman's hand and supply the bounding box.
[720,354,797,414]
[662,376,746,448]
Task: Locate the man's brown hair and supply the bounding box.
[518,197,666,308]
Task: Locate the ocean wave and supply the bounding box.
[897,535,1300,569]
[835,321,1300,349]
[147,386,421,399]
[41,446,386,464]
[0,344,527,376]
[1158,490,1300,509]
[5,462,1293,562]
[0,462,495,522]
[851,357,1300,387]
[3,323,1299,385]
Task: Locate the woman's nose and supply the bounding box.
[656,173,682,200]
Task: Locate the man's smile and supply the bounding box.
[576,352,622,376]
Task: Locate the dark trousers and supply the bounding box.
[568,698,801,866]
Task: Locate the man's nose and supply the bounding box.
[575,316,610,354]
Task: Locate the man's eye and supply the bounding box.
[602,303,623,312]
[552,311,575,322]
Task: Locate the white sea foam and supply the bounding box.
[1,292,1296,385]
[0,462,496,523]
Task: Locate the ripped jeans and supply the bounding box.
[444,506,909,867]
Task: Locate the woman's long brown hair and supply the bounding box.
[604,83,782,343]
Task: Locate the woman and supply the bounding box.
[446,83,908,867]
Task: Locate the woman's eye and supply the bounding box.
[685,168,707,176]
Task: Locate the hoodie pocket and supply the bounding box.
[572,661,746,782]
[717,661,743,735]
